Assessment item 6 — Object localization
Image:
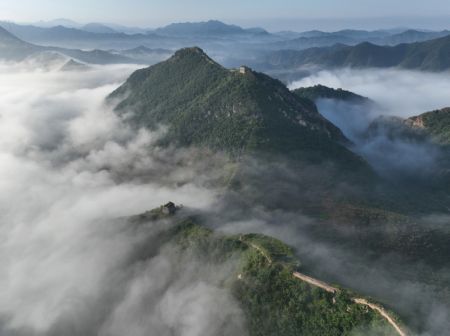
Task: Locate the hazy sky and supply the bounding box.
[1,0,450,31]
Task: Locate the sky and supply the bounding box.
[0,0,450,31]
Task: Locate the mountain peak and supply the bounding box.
[174,46,207,57]
[0,26,20,42]
[170,46,222,67]
[108,47,369,174]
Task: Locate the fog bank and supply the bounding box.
[290,68,450,118]
[0,62,242,335]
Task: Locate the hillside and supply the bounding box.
[407,107,450,144]
[155,20,268,36]
[364,108,450,146]
[60,59,90,71]
[107,51,450,334]
[292,84,371,105]
[265,29,450,51]
[109,47,369,170]
[0,26,41,60]
[81,23,118,34]
[0,26,134,64]
[266,35,450,71]
[128,204,401,336]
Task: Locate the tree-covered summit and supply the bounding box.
[109,47,369,170]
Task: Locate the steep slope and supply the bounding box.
[365,108,450,146]
[0,26,41,60]
[407,107,450,144]
[113,46,172,64]
[383,29,450,45]
[109,47,368,170]
[60,59,90,71]
[0,26,134,64]
[266,35,450,71]
[292,84,371,105]
[128,204,401,336]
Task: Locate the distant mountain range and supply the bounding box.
[0,20,273,50]
[266,35,450,71]
[2,19,450,73]
[1,19,449,55]
[267,29,450,50]
[81,22,118,34]
[0,26,134,64]
[154,20,268,37]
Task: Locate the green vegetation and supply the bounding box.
[136,207,398,336]
[267,35,450,71]
[110,49,450,334]
[292,84,371,105]
[109,47,370,172]
[408,107,450,144]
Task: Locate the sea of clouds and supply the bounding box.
[0,60,245,336]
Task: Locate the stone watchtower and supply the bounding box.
[239,66,250,74]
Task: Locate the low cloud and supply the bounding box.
[290,69,450,179]
[289,68,450,118]
[0,61,238,335]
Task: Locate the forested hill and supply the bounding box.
[266,35,450,71]
[109,47,370,172]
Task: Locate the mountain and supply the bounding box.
[60,59,90,71]
[292,84,371,105]
[367,107,450,146]
[113,46,172,64]
[407,107,450,144]
[265,29,450,52]
[105,23,150,34]
[107,47,450,334]
[0,22,98,41]
[0,21,158,50]
[382,29,450,45]
[155,20,268,37]
[0,26,40,60]
[59,48,133,64]
[267,29,394,50]
[32,19,149,34]
[0,20,273,52]
[266,35,450,71]
[32,18,81,28]
[0,26,134,64]
[81,23,118,34]
[126,204,404,336]
[109,47,369,171]
[268,34,358,51]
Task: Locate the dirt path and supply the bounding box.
[353,298,407,336]
[239,236,273,264]
[242,240,407,336]
[293,271,407,336]
[293,272,338,293]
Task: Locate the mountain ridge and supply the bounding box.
[266,35,450,71]
[109,47,371,172]
[0,26,136,64]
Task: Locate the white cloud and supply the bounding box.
[0,62,226,334]
[289,68,450,117]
